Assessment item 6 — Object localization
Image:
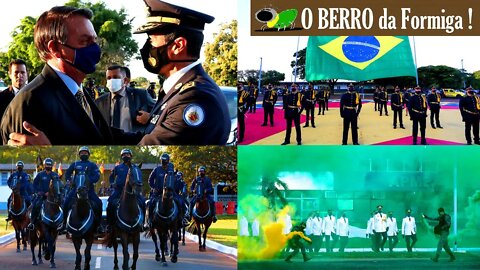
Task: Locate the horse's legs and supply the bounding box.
[202,225,209,250]
[196,223,202,251]
[84,234,94,270]
[171,226,178,263]
[73,238,82,270]
[131,234,139,270]
[113,237,119,270]
[30,232,37,265]
[121,236,129,270]
[160,231,167,266]
[15,226,21,252]
[38,237,43,264]
[182,226,185,246]
[151,229,160,261]
[50,232,58,268]
[22,228,28,250]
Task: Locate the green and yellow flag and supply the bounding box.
[305,36,416,81]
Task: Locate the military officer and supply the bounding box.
[336,212,349,252]
[302,83,316,128]
[27,158,59,230]
[373,87,380,111]
[175,171,188,222]
[261,84,278,127]
[379,87,389,116]
[311,212,323,253]
[390,86,406,129]
[133,0,230,145]
[281,84,303,145]
[373,205,388,252]
[316,86,327,115]
[146,152,174,228]
[189,166,217,223]
[408,86,428,145]
[427,87,443,129]
[325,87,331,111]
[423,208,456,262]
[247,83,258,113]
[340,83,362,145]
[106,149,146,232]
[6,161,32,221]
[323,209,336,252]
[62,146,102,230]
[366,211,376,251]
[402,209,417,252]
[237,83,249,143]
[459,86,480,144]
[386,211,399,252]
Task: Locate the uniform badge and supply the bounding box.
[183,104,205,127]
[161,103,167,110]
[175,83,183,90]
[150,114,160,125]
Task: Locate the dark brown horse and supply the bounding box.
[9,176,29,252]
[192,182,213,251]
[104,166,143,270]
[150,171,180,266]
[67,170,98,270]
[40,176,64,268]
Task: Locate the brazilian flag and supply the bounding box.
[305,36,416,81]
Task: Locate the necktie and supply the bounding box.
[380,213,382,218]
[343,217,345,223]
[112,94,122,128]
[75,89,93,121]
[409,217,411,221]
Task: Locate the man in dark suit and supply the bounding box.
[390,86,405,129]
[1,6,115,145]
[134,0,230,145]
[0,59,28,121]
[95,65,155,133]
[408,86,428,145]
[427,86,443,129]
[340,83,362,145]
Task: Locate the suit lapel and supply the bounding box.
[126,87,136,121]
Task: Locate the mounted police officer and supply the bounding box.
[62,146,102,231]
[175,171,188,222]
[459,86,480,144]
[188,166,217,223]
[106,149,146,232]
[27,158,59,230]
[145,152,174,229]
[6,161,32,222]
[408,86,428,145]
[340,83,362,145]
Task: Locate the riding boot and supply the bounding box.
[6,197,12,221]
[144,206,150,231]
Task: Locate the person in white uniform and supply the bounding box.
[311,212,323,253]
[336,212,349,252]
[402,209,417,252]
[386,211,399,252]
[239,216,249,236]
[366,211,376,251]
[373,205,388,252]
[323,209,337,252]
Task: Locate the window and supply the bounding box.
[0,172,10,186]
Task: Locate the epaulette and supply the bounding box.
[179,81,197,93]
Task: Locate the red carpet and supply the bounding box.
[374,136,463,145]
[241,108,307,145]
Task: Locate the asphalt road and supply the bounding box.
[0,234,236,270]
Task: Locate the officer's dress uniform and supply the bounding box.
[340,90,362,145]
[379,91,389,116]
[282,91,303,145]
[30,171,60,224]
[302,89,316,128]
[408,93,428,145]
[402,216,417,252]
[427,91,443,128]
[311,217,323,253]
[7,171,32,216]
[238,88,249,143]
[336,216,349,252]
[147,163,174,224]
[261,88,278,126]
[390,92,405,128]
[174,177,188,219]
[63,160,102,220]
[373,90,379,111]
[316,89,327,115]
[459,93,480,144]
[373,212,388,252]
[322,214,336,252]
[386,216,399,252]
[189,175,216,219]
[247,87,258,113]
[366,216,376,251]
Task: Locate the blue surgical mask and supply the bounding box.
[61,43,101,74]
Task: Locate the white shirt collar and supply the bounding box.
[111,87,126,99]
[162,60,201,94]
[49,64,81,96]
[12,86,21,95]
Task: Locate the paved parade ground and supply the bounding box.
[0,234,236,270]
[242,97,467,145]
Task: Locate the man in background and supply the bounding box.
[0,59,28,120]
[402,209,417,253]
[386,211,399,252]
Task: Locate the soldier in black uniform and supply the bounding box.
[408,86,428,145]
[281,84,303,145]
[302,83,316,128]
[459,86,480,144]
[404,88,413,117]
[147,82,157,100]
[84,78,97,99]
[427,86,443,129]
[340,83,362,145]
[325,87,331,111]
[373,87,380,111]
[261,84,278,127]
[237,83,249,143]
[316,86,327,115]
[247,83,258,113]
[134,0,231,145]
[379,87,388,116]
[390,86,405,129]
[423,208,456,262]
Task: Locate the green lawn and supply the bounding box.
[0,215,14,236]
[207,214,237,248]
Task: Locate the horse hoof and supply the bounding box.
[114,265,119,270]
[155,255,161,261]
[39,260,44,264]
[16,248,20,253]
[75,266,81,270]
[50,263,56,268]
[23,246,27,251]
[182,242,185,246]
[171,256,177,263]
[162,262,167,267]
[32,260,37,266]
[45,253,51,261]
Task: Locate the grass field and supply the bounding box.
[207,214,237,248]
[0,215,14,236]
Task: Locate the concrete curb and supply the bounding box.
[185,232,237,257]
[0,232,15,246]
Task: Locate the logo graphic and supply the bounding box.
[183,104,205,127]
[255,7,300,31]
[319,36,404,70]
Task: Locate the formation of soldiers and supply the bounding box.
[5,146,218,235]
[238,81,480,145]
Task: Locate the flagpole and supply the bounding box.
[293,36,300,84]
[258,57,263,90]
[412,36,419,85]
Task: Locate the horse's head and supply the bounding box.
[195,180,206,202]
[162,171,175,201]
[49,175,63,205]
[11,176,21,195]
[125,165,143,196]
[74,170,89,201]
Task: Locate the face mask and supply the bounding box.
[415,90,421,94]
[140,39,173,74]
[80,154,89,162]
[107,78,123,93]
[122,156,131,163]
[291,88,297,92]
[200,173,206,177]
[17,167,23,172]
[161,160,168,166]
[395,89,400,92]
[61,43,101,74]
[468,90,474,95]
[45,167,52,172]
